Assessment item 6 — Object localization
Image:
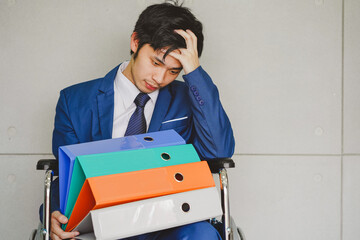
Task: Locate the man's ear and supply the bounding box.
[130,32,139,53]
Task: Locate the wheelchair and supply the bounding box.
[30,158,245,240]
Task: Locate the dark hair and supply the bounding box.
[131,1,204,60]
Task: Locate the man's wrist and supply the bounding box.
[183,65,202,79]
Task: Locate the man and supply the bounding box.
[46,2,235,239]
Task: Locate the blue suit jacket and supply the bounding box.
[45,65,235,215]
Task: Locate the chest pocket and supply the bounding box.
[160,116,189,130]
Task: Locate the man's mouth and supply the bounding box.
[145,82,158,91]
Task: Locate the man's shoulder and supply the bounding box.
[58,78,106,111]
[61,65,119,98]
[62,78,103,95]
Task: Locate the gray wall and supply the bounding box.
[0,0,359,239]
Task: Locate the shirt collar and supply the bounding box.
[115,61,159,109]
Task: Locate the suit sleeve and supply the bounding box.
[52,89,80,159]
[40,90,81,219]
[182,66,235,159]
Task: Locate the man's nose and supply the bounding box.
[152,68,166,85]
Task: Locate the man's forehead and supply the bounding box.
[155,47,180,55]
[154,48,182,69]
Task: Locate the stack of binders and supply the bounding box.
[58,130,222,240]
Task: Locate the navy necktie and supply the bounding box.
[124,93,150,136]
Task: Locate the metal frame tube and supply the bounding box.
[219,168,233,240]
[42,170,52,240]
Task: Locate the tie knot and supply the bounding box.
[134,93,150,108]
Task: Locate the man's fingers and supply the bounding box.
[50,232,61,240]
[174,29,194,50]
[186,29,197,51]
[50,218,64,238]
[51,211,80,239]
[172,29,200,74]
[52,211,68,224]
[51,223,80,240]
[168,50,182,61]
[51,230,79,240]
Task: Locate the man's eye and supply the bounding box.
[170,71,180,75]
[153,61,160,66]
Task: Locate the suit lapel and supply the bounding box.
[97,92,114,140]
[148,85,172,132]
[97,65,120,140]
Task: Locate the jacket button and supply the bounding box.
[193,90,199,96]
[196,96,202,101]
[199,100,204,105]
[190,86,196,91]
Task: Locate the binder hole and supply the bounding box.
[161,153,171,161]
[143,136,154,142]
[174,173,184,182]
[182,203,190,212]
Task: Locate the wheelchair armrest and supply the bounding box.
[36,159,58,172]
[204,158,235,173]
[36,158,235,175]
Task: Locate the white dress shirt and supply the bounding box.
[112,61,159,138]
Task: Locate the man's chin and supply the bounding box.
[138,86,155,94]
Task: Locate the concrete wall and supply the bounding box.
[0,0,359,239]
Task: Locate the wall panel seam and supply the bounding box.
[341,0,345,239]
[233,153,343,157]
[0,153,53,156]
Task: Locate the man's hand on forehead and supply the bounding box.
[168,29,200,75]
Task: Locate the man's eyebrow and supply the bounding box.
[154,56,183,70]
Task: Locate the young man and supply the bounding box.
[46,2,235,239]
